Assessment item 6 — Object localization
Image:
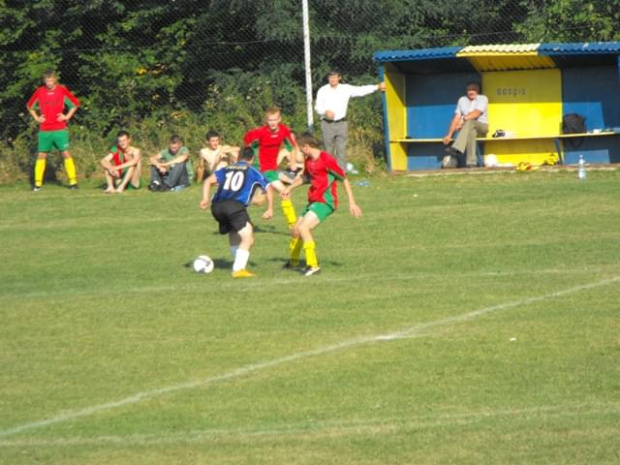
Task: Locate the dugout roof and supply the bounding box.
[373,42,620,74]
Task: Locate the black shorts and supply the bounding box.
[211,199,251,235]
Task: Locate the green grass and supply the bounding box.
[1,170,620,464]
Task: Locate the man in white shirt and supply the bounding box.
[315,69,385,170]
[443,82,489,168]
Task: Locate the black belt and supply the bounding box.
[322,118,346,123]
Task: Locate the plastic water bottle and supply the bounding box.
[578,155,586,181]
[346,163,359,175]
[355,180,370,187]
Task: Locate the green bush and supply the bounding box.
[0,70,387,184]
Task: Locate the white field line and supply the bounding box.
[1,402,619,448]
[1,266,615,301]
[0,276,618,439]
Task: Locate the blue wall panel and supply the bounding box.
[406,72,481,138]
[406,143,444,170]
[562,66,620,131]
[563,137,620,164]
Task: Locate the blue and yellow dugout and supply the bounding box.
[373,42,620,171]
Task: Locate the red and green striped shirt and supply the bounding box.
[304,151,346,209]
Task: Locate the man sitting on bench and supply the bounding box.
[443,82,489,168]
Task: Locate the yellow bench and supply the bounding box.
[394,131,620,165]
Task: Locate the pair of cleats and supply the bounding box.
[232,269,255,278]
[282,261,321,277]
[233,263,320,278]
[149,182,169,192]
[33,184,78,192]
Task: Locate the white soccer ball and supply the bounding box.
[441,154,458,169]
[484,154,498,168]
[193,255,214,274]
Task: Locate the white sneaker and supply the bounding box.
[303,266,321,277]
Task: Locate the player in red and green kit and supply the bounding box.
[27,70,81,191]
[281,133,362,277]
[244,107,300,229]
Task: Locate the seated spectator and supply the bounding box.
[196,130,240,182]
[149,134,194,191]
[100,130,142,193]
[443,82,489,168]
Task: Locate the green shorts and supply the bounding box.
[303,202,334,223]
[38,130,70,153]
[114,174,141,190]
[262,170,280,183]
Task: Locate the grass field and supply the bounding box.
[1,169,620,464]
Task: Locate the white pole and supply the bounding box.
[302,0,314,132]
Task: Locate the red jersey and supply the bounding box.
[243,124,294,172]
[27,85,80,131]
[304,151,346,209]
[109,146,128,177]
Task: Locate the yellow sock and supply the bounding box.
[303,240,319,268]
[289,237,303,266]
[64,157,77,185]
[34,159,46,187]
[281,199,297,228]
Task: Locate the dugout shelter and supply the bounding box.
[373,42,620,171]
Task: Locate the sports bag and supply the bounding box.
[562,113,586,134]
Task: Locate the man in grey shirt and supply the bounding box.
[443,82,489,168]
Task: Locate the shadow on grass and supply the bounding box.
[254,224,290,236]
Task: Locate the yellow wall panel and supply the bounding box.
[481,69,562,162]
[484,140,556,166]
[383,65,408,170]
[483,69,562,137]
[389,142,408,171]
[384,66,406,140]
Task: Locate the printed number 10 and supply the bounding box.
[223,170,245,191]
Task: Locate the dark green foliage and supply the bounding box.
[0,0,618,181]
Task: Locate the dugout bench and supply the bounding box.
[373,42,620,171]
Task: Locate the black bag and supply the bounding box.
[562,113,586,134]
[562,113,586,149]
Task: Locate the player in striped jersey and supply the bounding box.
[281,133,362,277]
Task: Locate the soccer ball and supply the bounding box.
[193,255,214,274]
[441,154,458,169]
[484,154,498,168]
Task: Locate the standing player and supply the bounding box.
[100,130,142,193]
[244,107,300,229]
[200,147,274,278]
[27,69,81,191]
[281,133,362,277]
